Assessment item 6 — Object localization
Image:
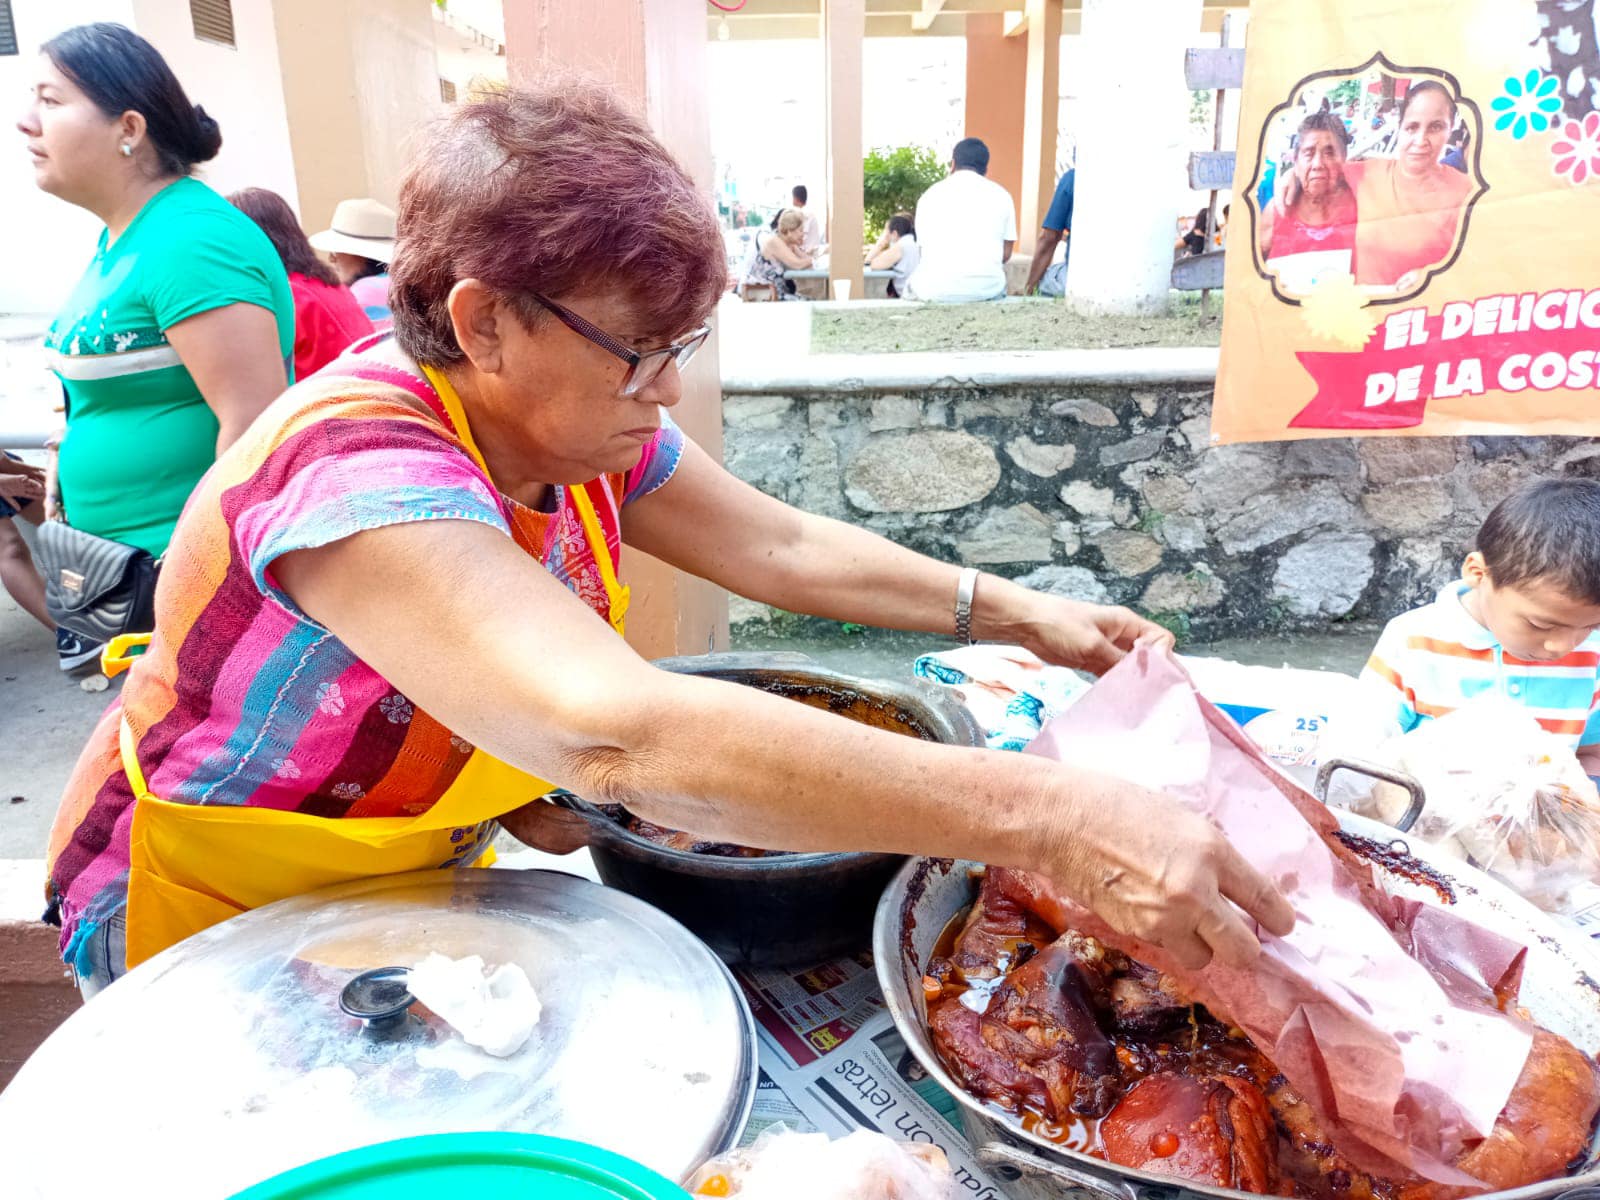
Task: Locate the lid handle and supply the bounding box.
[339,966,416,1034]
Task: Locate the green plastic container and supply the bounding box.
[231,1133,693,1199]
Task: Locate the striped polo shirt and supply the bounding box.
[1361,582,1600,748]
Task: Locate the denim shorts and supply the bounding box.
[70,912,128,1000]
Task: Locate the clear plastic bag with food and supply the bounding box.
[686,1126,954,1199]
[1360,698,1600,914]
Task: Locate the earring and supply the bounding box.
[120,143,132,157]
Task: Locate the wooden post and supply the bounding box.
[823,0,865,301]
[504,0,728,659]
[1019,0,1062,256]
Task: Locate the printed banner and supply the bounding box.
[1213,0,1600,443]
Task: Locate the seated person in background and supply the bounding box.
[769,184,824,256]
[310,198,396,330]
[1440,125,1469,173]
[1178,205,1212,256]
[1362,480,1600,778]
[742,208,813,299]
[229,188,374,379]
[907,137,1017,303]
[865,213,920,298]
[1023,166,1074,298]
[0,453,89,666]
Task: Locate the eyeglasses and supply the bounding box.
[531,293,710,396]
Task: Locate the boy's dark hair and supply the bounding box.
[952,137,990,174]
[792,184,808,205]
[1477,480,1600,604]
[887,213,914,238]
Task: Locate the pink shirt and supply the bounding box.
[349,273,392,332]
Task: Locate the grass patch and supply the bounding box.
[810,293,1223,355]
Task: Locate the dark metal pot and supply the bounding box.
[556,652,983,968]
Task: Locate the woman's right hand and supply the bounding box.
[1036,771,1295,971]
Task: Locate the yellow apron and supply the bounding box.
[108,363,629,969]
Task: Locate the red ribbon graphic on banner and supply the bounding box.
[1289,295,1600,431]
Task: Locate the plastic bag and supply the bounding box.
[913,645,1089,751]
[1178,656,1394,788]
[911,647,1390,776]
[686,1126,954,1199]
[1347,699,1600,914]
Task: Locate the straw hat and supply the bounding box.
[309,198,397,264]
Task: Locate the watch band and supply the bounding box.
[954,567,979,644]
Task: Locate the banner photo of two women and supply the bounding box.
[1213,0,1600,443]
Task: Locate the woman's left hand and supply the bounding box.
[1009,592,1175,676]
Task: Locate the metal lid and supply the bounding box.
[0,870,756,1198]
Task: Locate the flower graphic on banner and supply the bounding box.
[1492,69,1564,138]
[1300,275,1379,349]
[1551,112,1600,183]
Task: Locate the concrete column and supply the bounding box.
[1065,0,1201,313]
[963,13,1027,228]
[1018,0,1062,256]
[823,0,865,300]
[505,0,728,659]
[273,0,441,229]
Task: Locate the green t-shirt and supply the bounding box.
[46,177,294,556]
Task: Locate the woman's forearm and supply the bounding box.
[538,663,1293,971]
[590,667,1073,868]
[626,450,1041,645]
[732,506,1036,643]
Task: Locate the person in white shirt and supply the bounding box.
[770,184,824,257]
[906,138,1018,303]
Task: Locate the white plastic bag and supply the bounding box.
[686,1126,954,1199]
[1356,698,1600,914]
[1177,657,1393,789]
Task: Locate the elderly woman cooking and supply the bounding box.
[46,83,1292,994]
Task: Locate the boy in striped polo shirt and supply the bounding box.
[1361,480,1600,779]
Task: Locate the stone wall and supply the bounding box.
[721,378,1599,641]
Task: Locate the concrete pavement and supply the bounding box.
[0,588,120,860]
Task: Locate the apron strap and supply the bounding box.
[419,363,629,634]
[119,714,155,802]
[568,483,630,635]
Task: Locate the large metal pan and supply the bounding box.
[874,811,1600,1200]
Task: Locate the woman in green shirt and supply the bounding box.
[21,23,293,572]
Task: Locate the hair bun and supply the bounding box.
[192,103,222,161]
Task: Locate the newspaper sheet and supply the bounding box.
[731,952,1014,1199]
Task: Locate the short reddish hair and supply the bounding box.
[390,80,725,366]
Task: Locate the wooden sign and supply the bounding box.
[1185,47,1245,91]
[1188,151,1238,191]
